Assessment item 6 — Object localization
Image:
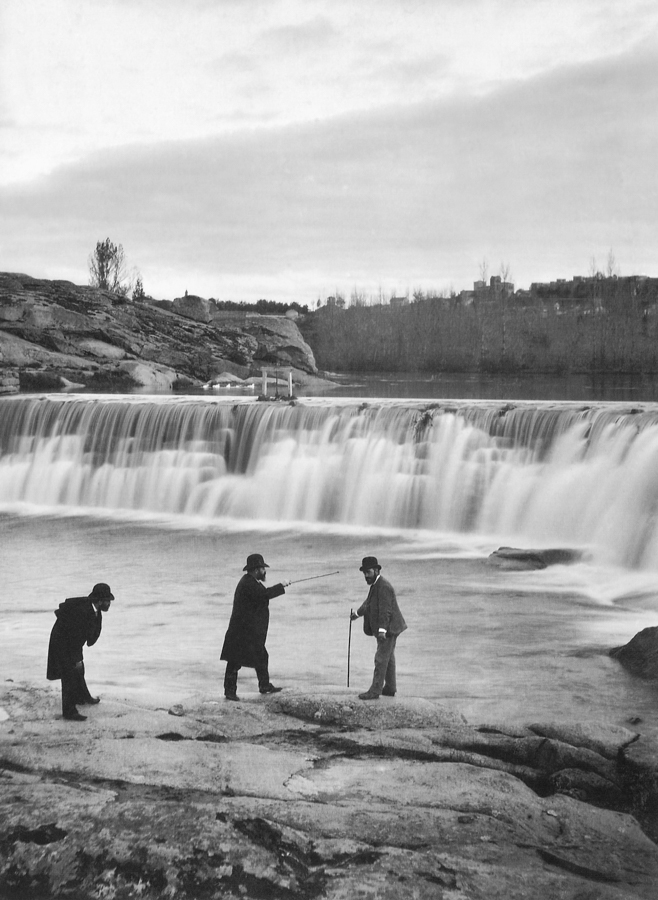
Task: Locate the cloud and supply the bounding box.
[258,15,338,53]
[1,39,657,300]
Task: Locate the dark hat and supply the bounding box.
[244,553,269,571]
[359,556,381,571]
[89,583,114,601]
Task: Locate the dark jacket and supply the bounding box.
[220,575,285,668]
[46,596,102,681]
[357,576,407,637]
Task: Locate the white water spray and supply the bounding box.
[2,395,658,570]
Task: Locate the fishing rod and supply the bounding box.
[288,571,340,585]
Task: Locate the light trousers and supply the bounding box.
[368,634,397,696]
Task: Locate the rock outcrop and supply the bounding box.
[487,547,583,570]
[610,627,658,679]
[2,681,658,899]
[0,273,323,392]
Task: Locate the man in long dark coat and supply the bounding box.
[220,554,290,701]
[351,556,407,700]
[47,582,114,721]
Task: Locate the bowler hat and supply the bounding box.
[244,553,269,571]
[89,583,114,601]
[359,556,381,571]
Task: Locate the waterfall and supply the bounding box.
[2,395,658,570]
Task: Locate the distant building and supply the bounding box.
[390,296,409,308]
[467,276,515,303]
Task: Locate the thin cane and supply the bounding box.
[347,609,353,687]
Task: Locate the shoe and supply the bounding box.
[63,711,87,721]
[381,688,396,697]
[358,691,380,701]
[259,684,283,694]
[80,697,101,705]
[224,693,240,702]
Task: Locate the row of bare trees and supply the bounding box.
[304,289,658,375]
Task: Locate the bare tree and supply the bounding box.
[88,238,131,296]
[478,258,489,284]
[498,262,511,361]
[606,248,619,278]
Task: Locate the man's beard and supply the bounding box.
[365,574,376,585]
[257,571,267,582]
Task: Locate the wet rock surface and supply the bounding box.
[611,626,658,680]
[2,681,658,898]
[0,272,324,391]
[487,547,583,570]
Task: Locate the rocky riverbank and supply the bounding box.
[0,272,331,392]
[2,681,658,899]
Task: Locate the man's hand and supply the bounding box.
[376,631,387,643]
[350,611,359,621]
[282,580,292,588]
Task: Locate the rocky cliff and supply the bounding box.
[0,273,322,392]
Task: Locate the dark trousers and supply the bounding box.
[224,662,270,694]
[61,661,95,716]
[368,634,398,696]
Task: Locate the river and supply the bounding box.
[1,390,657,734]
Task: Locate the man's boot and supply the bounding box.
[224,664,239,701]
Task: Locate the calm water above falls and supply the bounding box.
[2,393,658,731]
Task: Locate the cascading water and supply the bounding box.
[2,394,658,570]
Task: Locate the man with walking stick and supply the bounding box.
[350,556,407,700]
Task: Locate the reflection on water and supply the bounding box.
[94,371,658,402]
[3,512,658,734]
[312,372,658,402]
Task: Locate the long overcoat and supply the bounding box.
[356,576,407,637]
[220,574,285,668]
[46,596,102,681]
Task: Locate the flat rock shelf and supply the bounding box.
[2,682,658,899]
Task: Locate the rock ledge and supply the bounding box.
[2,682,658,899]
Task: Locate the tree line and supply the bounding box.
[299,288,658,375]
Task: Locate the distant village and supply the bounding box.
[321,272,658,316]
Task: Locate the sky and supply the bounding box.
[1,0,658,305]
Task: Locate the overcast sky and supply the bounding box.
[1,0,657,304]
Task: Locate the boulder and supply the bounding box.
[172,294,212,323]
[610,626,658,679]
[487,547,582,570]
[117,361,179,391]
[230,314,318,374]
[77,338,126,360]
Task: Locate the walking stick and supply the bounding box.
[347,609,353,687]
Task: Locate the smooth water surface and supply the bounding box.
[311,372,658,402]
